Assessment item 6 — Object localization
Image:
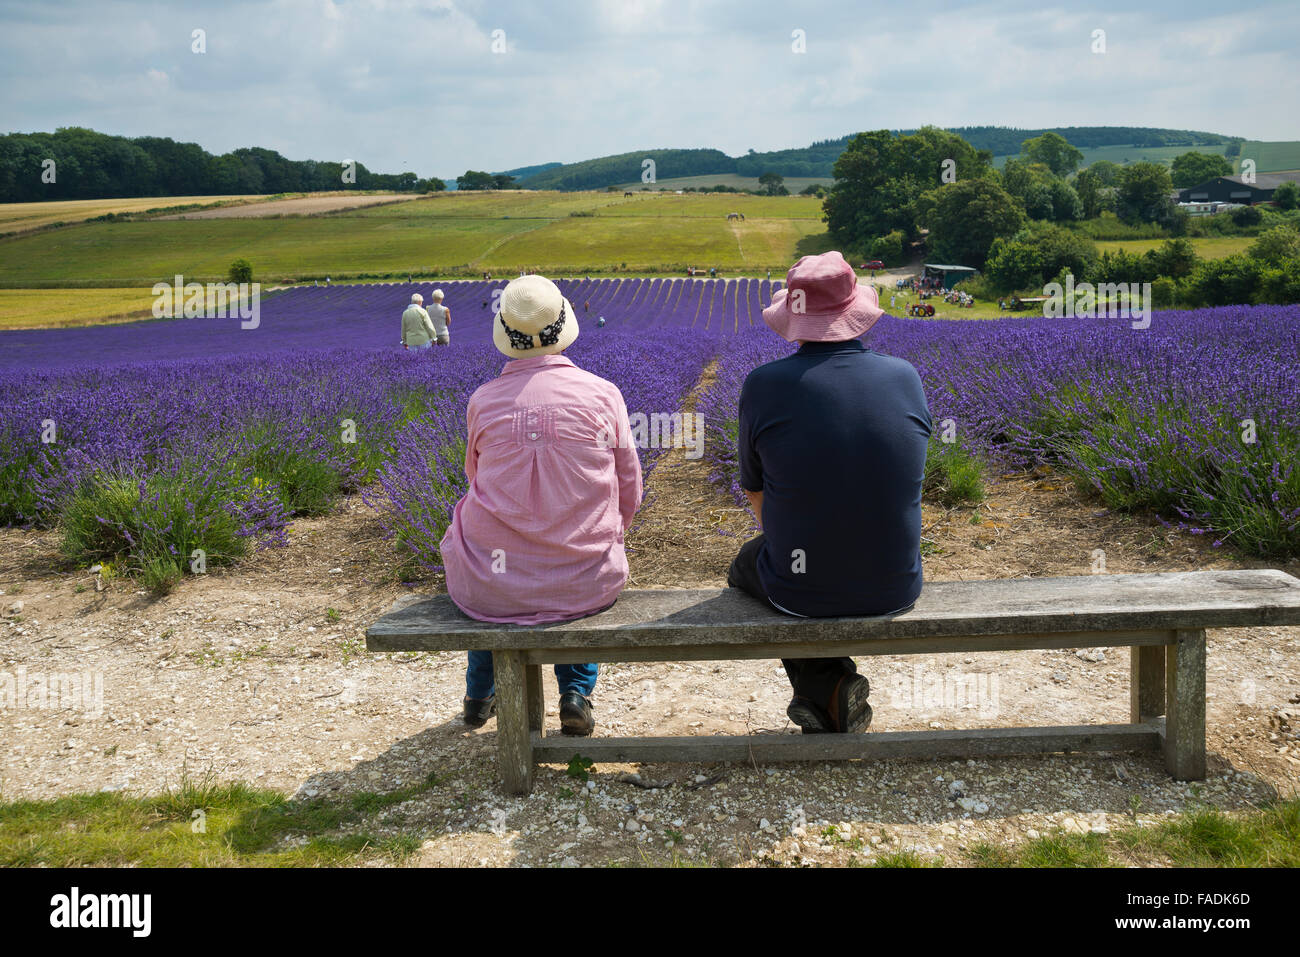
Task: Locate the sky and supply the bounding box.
[2,0,1298,180]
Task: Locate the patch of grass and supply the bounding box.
[140,555,183,595]
[924,439,986,507]
[870,849,940,867]
[1115,800,1300,867]
[1095,236,1254,259]
[0,287,164,330]
[0,767,441,867]
[966,799,1300,867]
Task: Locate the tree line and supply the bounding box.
[514,126,1241,190]
[0,127,445,203]
[824,128,1300,305]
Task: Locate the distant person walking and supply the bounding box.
[427,288,451,345]
[401,293,437,351]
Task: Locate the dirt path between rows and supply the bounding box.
[2,378,1298,865]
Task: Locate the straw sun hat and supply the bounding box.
[493,275,580,359]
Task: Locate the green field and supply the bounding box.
[0,190,830,286]
[1095,236,1254,258]
[1236,141,1300,173]
[0,187,1264,298]
[0,287,160,329]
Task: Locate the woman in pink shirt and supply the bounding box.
[440,275,643,736]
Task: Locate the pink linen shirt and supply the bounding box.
[439,354,643,624]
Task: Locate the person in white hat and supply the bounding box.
[400,293,437,351]
[427,288,451,345]
[439,275,643,737]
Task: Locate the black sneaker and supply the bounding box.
[462,695,496,728]
[559,692,595,737]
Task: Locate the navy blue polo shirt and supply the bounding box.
[738,339,931,617]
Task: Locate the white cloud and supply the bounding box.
[0,0,1297,176]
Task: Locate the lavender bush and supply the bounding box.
[3,282,1297,577]
[698,306,1300,558]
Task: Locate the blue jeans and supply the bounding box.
[465,652,597,700]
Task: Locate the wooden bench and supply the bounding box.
[366,569,1300,795]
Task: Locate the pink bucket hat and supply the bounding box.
[762,251,884,342]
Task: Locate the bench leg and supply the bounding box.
[1130,645,1166,723]
[1164,628,1207,780]
[526,664,544,734]
[492,650,534,795]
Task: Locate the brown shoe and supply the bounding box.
[827,674,873,733]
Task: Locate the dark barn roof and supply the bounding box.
[1178,172,1299,203]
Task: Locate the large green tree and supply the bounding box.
[1072,166,1115,218]
[1272,180,1299,210]
[1001,159,1081,221]
[1020,131,1084,177]
[916,178,1025,268]
[983,222,1099,291]
[1169,151,1233,189]
[1085,160,1122,186]
[758,171,788,196]
[822,127,995,248]
[457,170,497,190]
[1115,162,1175,225]
[1248,225,1300,266]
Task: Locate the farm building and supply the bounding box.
[1177,173,1300,205]
[923,264,978,286]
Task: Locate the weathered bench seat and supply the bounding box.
[367,570,1300,794]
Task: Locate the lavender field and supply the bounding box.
[2,279,1297,591]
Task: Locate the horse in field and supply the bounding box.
[726,212,745,221]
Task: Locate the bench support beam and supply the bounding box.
[1165,628,1207,780]
[1130,644,1166,723]
[526,664,544,733]
[531,721,1164,765]
[492,650,533,795]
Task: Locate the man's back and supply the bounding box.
[401,304,434,346]
[739,339,931,617]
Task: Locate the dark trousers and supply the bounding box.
[726,534,857,707]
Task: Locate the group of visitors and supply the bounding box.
[438,251,931,738]
[400,290,451,348]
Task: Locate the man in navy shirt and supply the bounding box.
[727,251,931,735]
